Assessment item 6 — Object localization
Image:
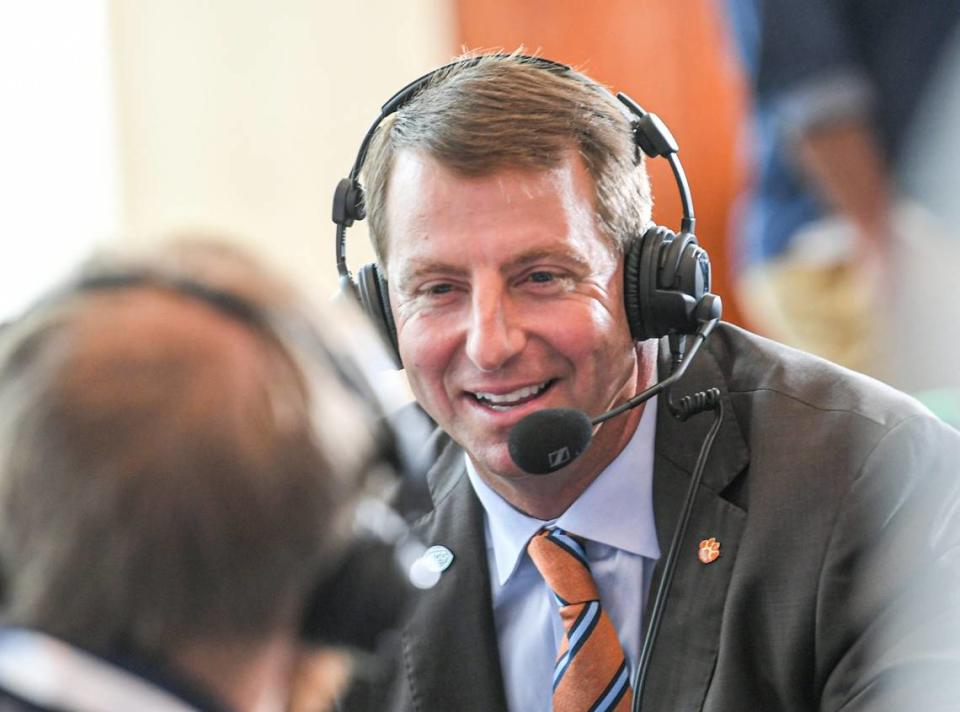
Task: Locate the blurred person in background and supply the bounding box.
[724,0,960,385]
[0,238,406,712]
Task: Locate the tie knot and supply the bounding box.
[527,527,599,605]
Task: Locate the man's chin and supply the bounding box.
[463,442,527,481]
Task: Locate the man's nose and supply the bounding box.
[464,287,526,372]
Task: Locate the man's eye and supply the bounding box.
[426,283,453,295]
[528,271,555,283]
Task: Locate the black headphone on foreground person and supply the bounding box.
[0,269,435,655]
[332,54,722,367]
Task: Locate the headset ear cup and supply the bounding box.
[355,263,402,367]
[660,231,696,290]
[624,226,672,341]
[624,225,717,340]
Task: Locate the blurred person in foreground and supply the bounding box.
[0,238,401,712]
[335,53,960,711]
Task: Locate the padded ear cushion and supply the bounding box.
[623,232,645,341]
[374,266,399,357]
[624,225,673,341]
[355,263,402,367]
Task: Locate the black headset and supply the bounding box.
[333,54,721,367]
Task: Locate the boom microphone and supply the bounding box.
[507,314,719,475]
[508,408,593,475]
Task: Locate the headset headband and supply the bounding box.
[333,53,696,282]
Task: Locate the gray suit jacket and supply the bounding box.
[343,323,960,711]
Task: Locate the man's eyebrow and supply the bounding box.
[393,248,594,288]
[504,249,592,272]
[394,261,466,288]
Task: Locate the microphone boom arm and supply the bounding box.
[591,318,718,426]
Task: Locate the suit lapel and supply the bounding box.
[399,438,509,712]
[396,336,750,711]
[639,341,749,711]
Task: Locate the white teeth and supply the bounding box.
[474,381,549,406]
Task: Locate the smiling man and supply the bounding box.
[339,54,960,712]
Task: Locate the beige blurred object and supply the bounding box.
[287,649,353,712]
[736,214,886,380]
[738,262,882,376]
[736,201,960,392]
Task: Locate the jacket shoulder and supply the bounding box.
[709,322,932,431]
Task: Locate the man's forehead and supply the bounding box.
[385,150,613,262]
[384,148,595,230]
[386,148,577,197]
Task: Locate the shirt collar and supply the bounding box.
[465,397,661,586]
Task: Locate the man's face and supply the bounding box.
[385,149,641,482]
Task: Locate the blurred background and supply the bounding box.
[3,0,958,417]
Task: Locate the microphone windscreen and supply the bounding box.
[508,407,593,475]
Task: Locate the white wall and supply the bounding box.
[0,1,119,321]
[109,0,456,299]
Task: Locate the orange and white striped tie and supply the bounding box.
[527,527,633,712]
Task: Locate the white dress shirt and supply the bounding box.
[465,397,661,712]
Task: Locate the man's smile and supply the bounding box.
[468,379,556,411]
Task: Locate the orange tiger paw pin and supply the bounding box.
[698,537,721,564]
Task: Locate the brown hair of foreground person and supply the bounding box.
[0,240,381,711]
